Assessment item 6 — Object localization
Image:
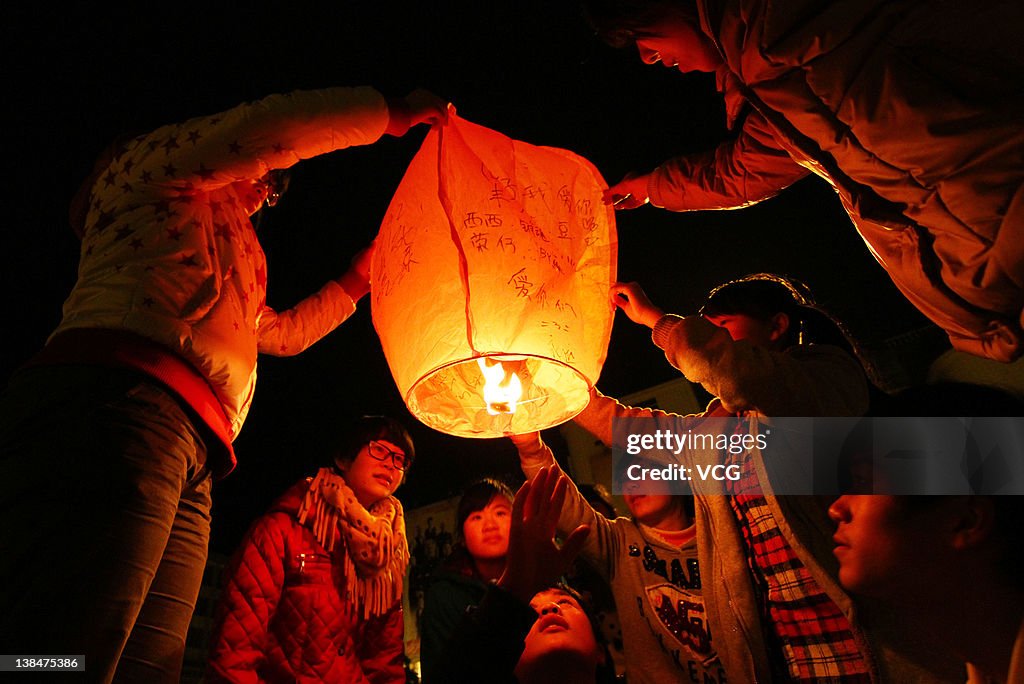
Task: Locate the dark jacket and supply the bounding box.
[429,584,539,684]
[419,549,489,682]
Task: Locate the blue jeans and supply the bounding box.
[0,365,213,683]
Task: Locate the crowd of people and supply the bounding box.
[2,1,1022,682]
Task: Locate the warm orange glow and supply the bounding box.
[477,357,523,415]
[373,113,617,438]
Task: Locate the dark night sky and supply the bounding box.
[3,4,937,552]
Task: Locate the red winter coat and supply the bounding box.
[206,480,405,683]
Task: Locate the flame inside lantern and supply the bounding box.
[477,357,523,415]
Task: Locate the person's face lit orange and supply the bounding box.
[704,313,782,349]
[828,495,956,600]
[622,475,686,530]
[462,495,512,562]
[515,589,603,678]
[634,10,722,73]
[337,440,405,508]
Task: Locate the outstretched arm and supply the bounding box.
[384,88,449,137]
[510,433,621,578]
[604,280,868,416]
[115,86,446,198]
[257,243,374,356]
[604,110,808,212]
[497,465,590,603]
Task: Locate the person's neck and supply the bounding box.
[646,508,691,532]
[473,557,505,584]
[899,577,1022,683]
[517,658,593,684]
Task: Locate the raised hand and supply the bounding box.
[338,241,376,300]
[403,88,449,127]
[610,281,664,328]
[602,172,651,209]
[498,465,590,604]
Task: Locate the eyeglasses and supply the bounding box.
[258,170,290,208]
[367,440,409,471]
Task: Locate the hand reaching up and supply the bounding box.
[337,241,376,301]
[403,88,449,127]
[498,464,590,604]
[611,281,665,328]
[385,88,449,136]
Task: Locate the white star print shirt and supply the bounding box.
[55,86,390,439]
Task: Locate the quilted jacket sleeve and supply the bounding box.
[206,513,290,684]
[355,602,405,684]
[119,86,389,194]
[648,110,809,211]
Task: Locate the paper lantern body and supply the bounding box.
[373,114,617,437]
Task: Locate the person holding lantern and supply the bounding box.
[419,477,516,681]
[569,274,965,682]
[582,0,1024,364]
[206,415,414,683]
[0,86,446,682]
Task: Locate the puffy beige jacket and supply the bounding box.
[650,0,1024,362]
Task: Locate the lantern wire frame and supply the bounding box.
[406,352,593,438]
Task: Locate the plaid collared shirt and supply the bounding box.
[726,435,871,682]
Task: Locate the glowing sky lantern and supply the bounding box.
[372,112,617,437]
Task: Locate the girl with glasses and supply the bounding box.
[207,415,415,683]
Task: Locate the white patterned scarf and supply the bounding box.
[297,468,409,619]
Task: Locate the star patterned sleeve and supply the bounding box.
[106,86,390,195]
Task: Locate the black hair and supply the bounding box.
[535,583,618,684]
[896,496,1024,588]
[699,273,869,368]
[578,483,618,520]
[333,415,415,473]
[581,0,699,48]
